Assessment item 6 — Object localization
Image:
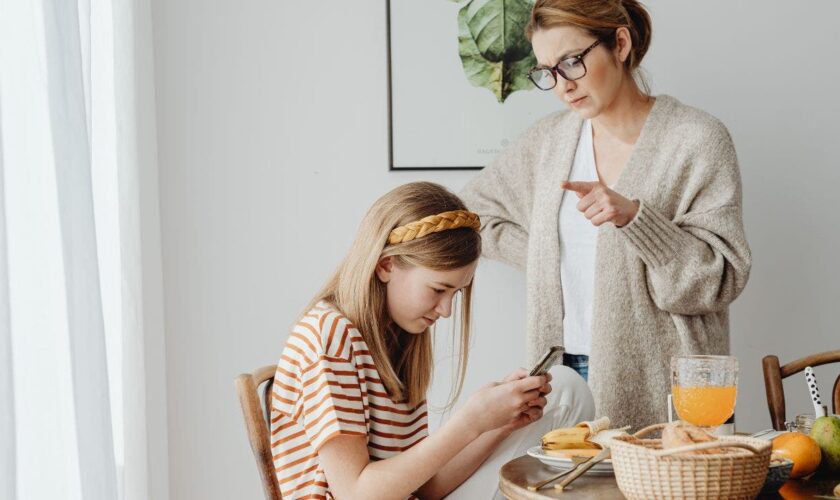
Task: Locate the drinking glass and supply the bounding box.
[671,355,738,428]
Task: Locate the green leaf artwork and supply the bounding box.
[455,0,536,103]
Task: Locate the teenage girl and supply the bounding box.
[271,182,553,499]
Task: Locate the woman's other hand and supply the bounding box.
[562,181,639,227]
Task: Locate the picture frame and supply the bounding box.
[386,0,557,171]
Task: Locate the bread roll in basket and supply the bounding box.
[609,422,771,500]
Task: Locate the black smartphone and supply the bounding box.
[529,345,564,377]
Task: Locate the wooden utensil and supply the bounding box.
[553,447,612,490]
[526,466,577,491]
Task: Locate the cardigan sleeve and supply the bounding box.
[617,126,751,315]
[459,127,541,272]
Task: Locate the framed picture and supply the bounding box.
[387,0,558,171]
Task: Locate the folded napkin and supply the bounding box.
[577,416,630,449]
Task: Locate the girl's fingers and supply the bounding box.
[525,407,543,422]
[521,388,544,403]
[502,368,528,383]
[528,396,548,408]
[514,375,547,393]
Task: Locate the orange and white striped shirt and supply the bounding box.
[270,302,429,499]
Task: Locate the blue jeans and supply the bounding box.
[563,353,589,382]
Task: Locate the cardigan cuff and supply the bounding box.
[618,201,685,268]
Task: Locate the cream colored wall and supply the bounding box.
[150,1,840,498]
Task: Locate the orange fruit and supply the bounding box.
[772,432,822,478]
[778,481,813,500]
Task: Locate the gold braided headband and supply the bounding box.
[387,210,481,245]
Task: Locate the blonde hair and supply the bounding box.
[526,0,652,93]
[302,182,481,408]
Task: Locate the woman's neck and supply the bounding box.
[591,80,655,146]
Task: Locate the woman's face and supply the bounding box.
[530,25,631,119]
[375,258,477,334]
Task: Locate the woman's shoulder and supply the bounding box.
[486,107,579,168]
[656,95,734,146]
[524,107,580,138]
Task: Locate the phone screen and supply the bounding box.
[529,345,564,377]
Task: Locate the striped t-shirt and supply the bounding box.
[270,301,429,499]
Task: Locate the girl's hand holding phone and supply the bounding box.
[499,368,553,433]
[455,368,552,436]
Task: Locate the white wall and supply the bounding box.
[150,1,839,498]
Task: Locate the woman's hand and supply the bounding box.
[561,181,639,227]
[455,369,551,436]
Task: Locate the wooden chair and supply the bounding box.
[762,350,840,430]
[235,364,282,500]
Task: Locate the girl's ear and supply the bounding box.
[375,256,393,283]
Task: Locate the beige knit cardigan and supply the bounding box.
[460,95,751,430]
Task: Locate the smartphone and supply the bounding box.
[529,345,564,377]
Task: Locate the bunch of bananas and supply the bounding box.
[541,426,600,450]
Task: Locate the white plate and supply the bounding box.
[525,446,614,476]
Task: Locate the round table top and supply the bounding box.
[498,455,625,499]
[498,454,840,500]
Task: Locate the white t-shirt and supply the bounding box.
[558,119,599,356]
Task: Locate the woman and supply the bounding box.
[460,0,751,431]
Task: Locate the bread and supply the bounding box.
[661,421,725,455]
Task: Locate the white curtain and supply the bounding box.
[0,0,158,498]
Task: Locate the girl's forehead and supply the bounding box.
[413,263,477,287]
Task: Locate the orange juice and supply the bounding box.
[672,385,736,427]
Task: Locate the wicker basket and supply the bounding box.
[609,423,771,500]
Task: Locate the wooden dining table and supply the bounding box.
[499,455,623,499]
[498,454,840,499]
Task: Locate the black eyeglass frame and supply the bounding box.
[527,39,602,90]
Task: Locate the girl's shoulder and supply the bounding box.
[292,301,361,361]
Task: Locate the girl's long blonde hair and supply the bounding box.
[303,182,481,408]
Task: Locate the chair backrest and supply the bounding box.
[235,364,282,500]
[762,350,840,430]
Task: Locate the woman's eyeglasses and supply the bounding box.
[527,39,601,91]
